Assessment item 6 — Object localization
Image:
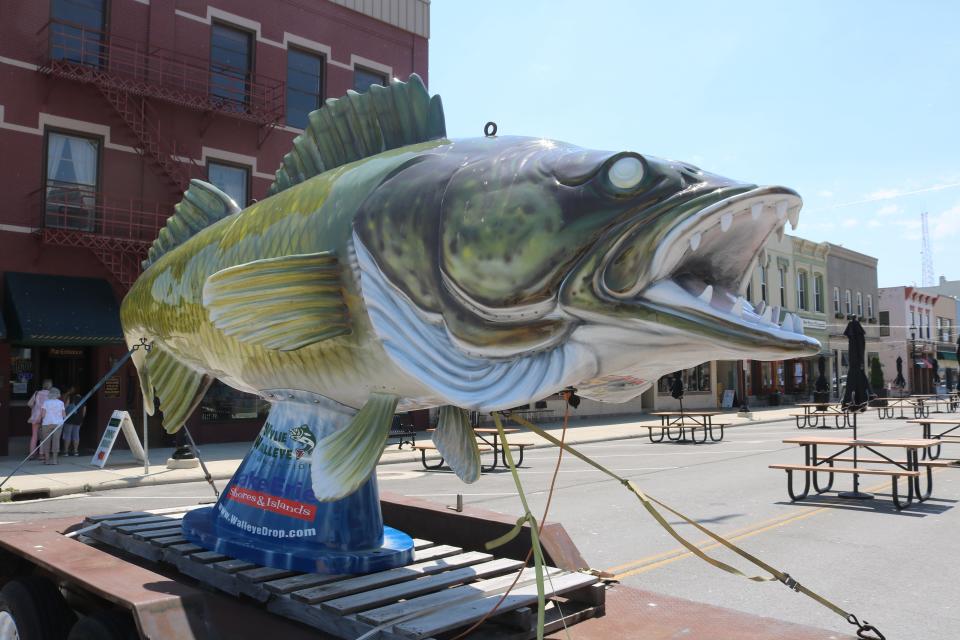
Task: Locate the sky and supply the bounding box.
[428,1,960,288]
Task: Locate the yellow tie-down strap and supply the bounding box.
[504,411,885,640]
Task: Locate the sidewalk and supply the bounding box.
[0,407,798,501]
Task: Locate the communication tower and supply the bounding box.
[921,211,934,287]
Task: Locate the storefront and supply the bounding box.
[1,272,128,456]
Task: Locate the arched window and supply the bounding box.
[814,275,824,312]
[844,290,852,316]
[833,287,840,314]
[856,292,863,318]
[866,294,873,319]
[796,271,808,311]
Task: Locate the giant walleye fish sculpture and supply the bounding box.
[121,75,819,572]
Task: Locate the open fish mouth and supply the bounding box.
[605,186,820,353]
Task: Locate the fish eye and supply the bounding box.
[608,156,644,190]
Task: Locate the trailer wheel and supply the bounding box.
[67,611,138,640]
[0,576,76,640]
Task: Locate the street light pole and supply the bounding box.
[910,328,916,394]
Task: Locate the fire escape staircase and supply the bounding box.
[34,19,284,290]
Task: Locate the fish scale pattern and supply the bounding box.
[267,73,446,197]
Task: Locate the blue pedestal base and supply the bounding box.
[182,506,414,574]
[180,391,414,574]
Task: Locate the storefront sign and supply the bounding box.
[49,347,84,358]
[802,318,827,331]
[721,389,735,408]
[91,410,145,468]
[103,376,121,398]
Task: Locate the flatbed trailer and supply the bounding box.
[0,492,850,639]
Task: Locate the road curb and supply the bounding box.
[0,416,794,501]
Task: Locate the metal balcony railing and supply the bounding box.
[37,19,285,126]
[43,182,170,243]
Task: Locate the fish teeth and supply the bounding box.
[787,206,800,230]
[720,212,733,232]
[776,200,788,221]
[781,312,796,332]
[770,306,782,325]
[732,296,746,317]
[751,202,763,220]
[793,314,805,333]
[761,306,773,324]
[776,224,785,242]
[689,232,702,252]
[698,284,713,304]
[755,300,766,316]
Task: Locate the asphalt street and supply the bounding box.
[1,414,956,639]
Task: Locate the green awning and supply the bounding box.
[3,272,123,346]
[937,351,958,363]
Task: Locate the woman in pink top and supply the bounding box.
[27,379,52,461]
[39,387,66,465]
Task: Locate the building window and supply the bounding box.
[207,161,249,207]
[51,0,107,67]
[856,292,863,318]
[844,290,852,316]
[210,23,253,106]
[354,67,387,93]
[45,130,100,231]
[926,312,932,339]
[778,267,786,307]
[867,294,873,319]
[910,310,916,333]
[746,281,753,302]
[879,310,890,337]
[833,287,840,314]
[657,363,712,394]
[200,380,269,422]
[759,265,768,303]
[796,271,808,311]
[286,48,324,129]
[937,317,943,341]
[814,275,823,313]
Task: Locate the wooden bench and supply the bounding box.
[412,442,530,471]
[769,463,920,509]
[646,422,730,444]
[387,415,417,450]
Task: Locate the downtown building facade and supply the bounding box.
[878,286,957,394]
[0,0,429,455]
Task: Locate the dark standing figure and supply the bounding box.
[894,356,907,395]
[670,371,685,416]
[842,317,869,411]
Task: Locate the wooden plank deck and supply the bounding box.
[81,507,604,639]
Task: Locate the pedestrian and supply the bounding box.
[38,387,66,465]
[27,379,53,461]
[61,393,85,457]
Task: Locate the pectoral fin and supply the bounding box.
[432,406,481,483]
[203,252,351,351]
[311,393,399,501]
[141,348,212,433]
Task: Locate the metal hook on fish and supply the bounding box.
[484,121,497,137]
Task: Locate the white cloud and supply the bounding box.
[867,188,903,200]
[931,204,960,237]
[867,219,883,228]
[877,203,900,216]
[840,218,858,228]
[817,190,834,198]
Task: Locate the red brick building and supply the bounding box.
[0,0,430,455]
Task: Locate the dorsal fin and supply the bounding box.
[266,73,446,197]
[143,180,241,270]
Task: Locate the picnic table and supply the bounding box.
[415,427,527,472]
[907,418,960,460]
[646,411,730,443]
[879,394,958,419]
[771,435,942,510]
[791,403,857,429]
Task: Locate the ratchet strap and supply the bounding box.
[505,411,885,640]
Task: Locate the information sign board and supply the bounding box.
[91,410,145,468]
